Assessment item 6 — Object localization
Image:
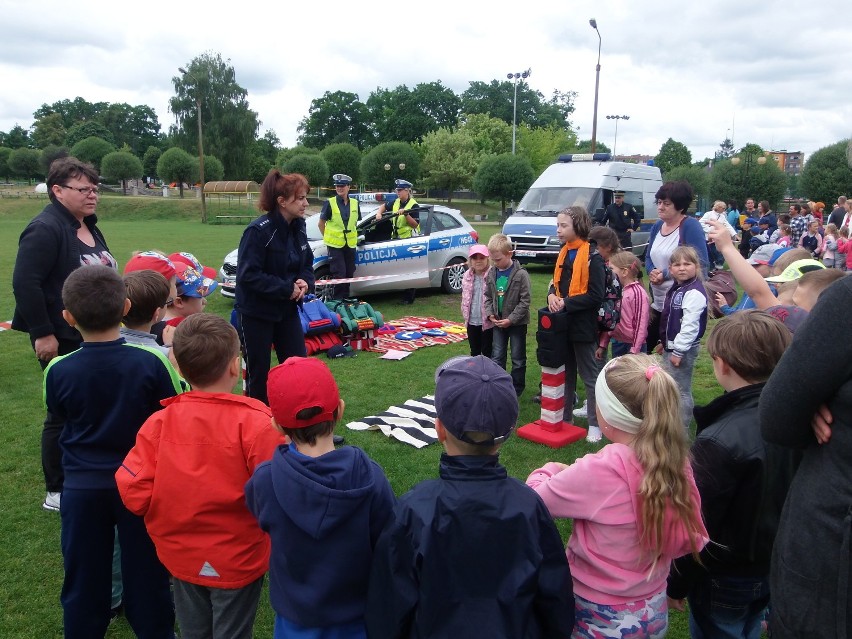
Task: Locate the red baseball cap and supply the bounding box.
[267,357,340,429]
[169,252,218,280]
[123,251,177,279]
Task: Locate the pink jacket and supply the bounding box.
[838,238,852,269]
[460,268,494,329]
[599,280,650,353]
[527,443,707,605]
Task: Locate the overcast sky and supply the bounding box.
[2,0,850,164]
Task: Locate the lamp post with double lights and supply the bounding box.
[730,148,767,205]
[383,162,406,191]
[589,19,602,153]
[507,68,531,155]
[606,115,629,157]
[178,66,208,223]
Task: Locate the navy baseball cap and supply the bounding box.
[434,355,518,445]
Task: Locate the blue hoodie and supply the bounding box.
[245,444,394,631]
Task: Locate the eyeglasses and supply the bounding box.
[61,185,100,196]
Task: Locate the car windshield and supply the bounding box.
[305,214,323,241]
[516,187,600,216]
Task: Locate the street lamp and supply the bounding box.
[589,18,602,153]
[731,148,767,203]
[605,115,629,156]
[507,68,531,155]
[178,66,207,224]
[383,162,406,189]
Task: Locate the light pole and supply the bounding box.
[589,18,602,153]
[507,68,531,155]
[178,66,207,224]
[383,162,406,190]
[605,115,629,156]
[731,148,767,204]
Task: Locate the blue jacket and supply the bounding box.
[43,339,183,489]
[645,216,710,278]
[245,444,394,630]
[235,211,315,322]
[365,453,575,639]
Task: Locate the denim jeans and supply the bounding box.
[490,324,527,395]
[662,345,700,432]
[688,575,770,639]
[611,339,646,358]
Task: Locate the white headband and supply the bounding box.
[594,360,643,434]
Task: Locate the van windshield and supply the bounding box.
[516,187,601,216]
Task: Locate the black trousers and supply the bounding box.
[238,310,306,405]
[466,325,493,358]
[33,336,82,492]
[328,245,356,300]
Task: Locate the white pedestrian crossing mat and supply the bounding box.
[346,395,438,448]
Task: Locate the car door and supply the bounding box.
[351,211,431,295]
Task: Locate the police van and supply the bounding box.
[502,153,663,263]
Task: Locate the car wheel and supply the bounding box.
[314,266,333,301]
[441,258,467,294]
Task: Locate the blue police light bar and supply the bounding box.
[557,153,613,162]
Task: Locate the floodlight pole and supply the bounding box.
[179,66,208,224]
[590,19,602,154]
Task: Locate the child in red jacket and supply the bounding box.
[117,313,284,639]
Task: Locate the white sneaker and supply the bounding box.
[573,400,588,418]
[586,425,602,443]
[43,491,61,512]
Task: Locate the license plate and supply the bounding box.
[515,250,537,257]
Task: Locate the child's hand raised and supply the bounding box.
[715,292,727,307]
[706,220,733,251]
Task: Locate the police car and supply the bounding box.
[218,193,479,300]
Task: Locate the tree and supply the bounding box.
[459,80,574,131]
[320,143,362,186]
[34,97,100,130]
[101,151,143,194]
[654,138,692,175]
[366,82,461,144]
[717,137,735,160]
[360,142,421,191]
[31,113,67,149]
[157,147,196,198]
[9,148,42,182]
[571,139,612,154]
[98,103,161,157]
[282,154,329,189]
[517,124,577,175]
[65,122,115,148]
[0,147,12,182]
[2,124,31,149]
[276,145,319,168]
[710,152,787,210]
[665,165,710,200]
[71,136,115,171]
[170,52,260,180]
[297,91,371,149]
[142,146,162,180]
[39,145,70,175]
[458,113,513,157]
[473,153,535,213]
[200,154,225,182]
[420,128,478,203]
[800,140,852,204]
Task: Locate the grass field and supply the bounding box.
[0,193,723,637]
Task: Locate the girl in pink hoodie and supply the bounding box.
[527,354,707,638]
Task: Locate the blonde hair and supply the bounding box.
[669,245,703,281]
[825,223,838,237]
[713,200,726,212]
[487,233,513,255]
[603,354,704,561]
[608,250,644,284]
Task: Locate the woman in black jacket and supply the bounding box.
[235,170,314,404]
[12,157,116,511]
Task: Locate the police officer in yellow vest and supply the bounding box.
[376,178,419,239]
[319,174,360,299]
[376,178,420,303]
